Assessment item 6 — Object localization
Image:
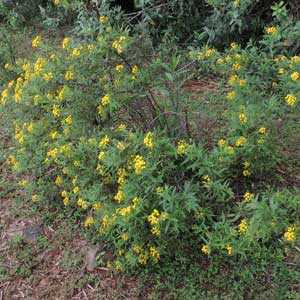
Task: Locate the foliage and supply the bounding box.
[0,1,300,299]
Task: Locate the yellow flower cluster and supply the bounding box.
[285,94,296,106]
[99,135,110,148]
[235,136,247,147]
[284,224,297,242]
[99,15,107,23]
[62,37,70,49]
[258,127,266,134]
[177,140,188,155]
[114,189,124,203]
[147,209,168,236]
[238,219,248,233]
[291,72,299,81]
[134,155,146,174]
[202,175,211,189]
[84,216,94,228]
[101,94,110,106]
[243,192,254,202]
[227,244,233,255]
[55,175,63,186]
[77,198,87,210]
[266,26,278,35]
[32,194,39,202]
[65,70,74,81]
[112,36,126,54]
[143,131,154,149]
[226,91,235,100]
[32,36,41,48]
[201,245,211,255]
[115,64,124,72]
[239,113,248,123]
[149,246,160,263]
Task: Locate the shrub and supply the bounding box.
[1,5,300,273]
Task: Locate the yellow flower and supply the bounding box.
[284,224,296,242]
[238,219,248,233]
[93,202,101,211]
[114,190,124,203]
[43,72,53,82]
[19,179,28,187]
[144,132,154,149]
[62,197,68,206]
[134,155,146,174]
[32,36,41,48]
[101,94,110,106]
[99,135,110,148]
[98,151,105,160]
[121,233,129,241]
[73,186,79,194]
[218,139,227,146]
[55,176,63,186]
[266,26,278,34]
[77,198,87,209]
[239,79,246,86]
[226,91,235,100]
[61,190,68,198]
[64,115,72,125]
[258,127,266,134]
[54,0,60,5]
[291,72,300,81]
[235,136,247,147]
[230,42,238,50]
[149,246,160,263]
[32,194,39,202]
[285,94,296,106]
[50,131,58,139]
[278,68,285,74]
[177,140,188,155]
[115,64,124,72]
[133,244,141,254]
[201,245,211,255]
[243,160,250,168]
[117,142,126,151]
[243,192,254,202]
[227,244,233,255]
[203,175,211,188]
[232,63,241,70]
[239,113,248,123]
[132,65,139,74]
[243,169,250,177]
[228,74,238,85]
[84,216,94,228]
[71,48,81,57]
[62,37,69,49]
[151,227,160,236]
[226,146,235,154]
[99,16,107,23]
[65,70,74,81]
[233,0,239,8]
[205,49,215,57]
[116,124,126,131]
[148,209,160,225]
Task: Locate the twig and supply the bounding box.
[295,246,300,253]
[0,247,9,252]
[82,289,89,300]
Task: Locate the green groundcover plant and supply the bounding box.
[1,2,300,275]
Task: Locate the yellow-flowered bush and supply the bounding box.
[1,14,300,273]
